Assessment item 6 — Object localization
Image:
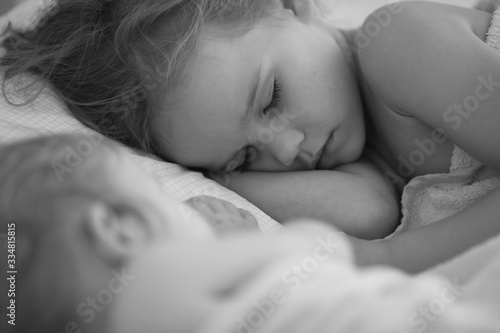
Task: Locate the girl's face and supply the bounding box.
[157,8,365,172]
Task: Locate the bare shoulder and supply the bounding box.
[358,1,500,171]
[358,1,493,56]
[357,1,493,111]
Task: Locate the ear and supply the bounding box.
[84,202,149,262]
[278,0,322,23]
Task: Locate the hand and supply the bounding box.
[474,0,500,12]
[185,196,260,235]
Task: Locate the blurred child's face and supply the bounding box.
[158,8,365,172]
[108,221,353,333]
[112,157,215,240]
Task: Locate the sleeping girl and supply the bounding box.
[1,134,499,333]
[2,0,500,272]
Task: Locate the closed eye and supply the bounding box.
[263,79,281,115]
[222,145,258,173]
[238,145,258,170]
[225,79,281,172]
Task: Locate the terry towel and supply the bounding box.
[391,8,500,236]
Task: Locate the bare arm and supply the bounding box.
[475,0,500,12]
[346,2,500,272]
[353,186,500,273]
[222,157,400,240]
[361,2,500,171]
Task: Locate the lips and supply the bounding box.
[316,132,335,170]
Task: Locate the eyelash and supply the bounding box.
[241,146,257,170]
[263,79,282,115]
[239,79,282,169]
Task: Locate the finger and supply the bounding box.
[208,198,239,216]
[187,196,218,214]
[185,196,208,209]
[239,209,259,230]
[222,200,241,215]
[185,198,218,222]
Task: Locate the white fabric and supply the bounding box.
[194,232,500,333]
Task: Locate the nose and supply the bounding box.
[264,127,305,167]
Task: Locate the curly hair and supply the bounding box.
[1,0,273,156]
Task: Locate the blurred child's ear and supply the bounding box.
[84,203,149,262]
[277,0,324,23]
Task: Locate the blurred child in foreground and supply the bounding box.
[0,134,499,333]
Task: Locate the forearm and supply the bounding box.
[224,160,400,239]
[475,0,500,12]
[357,187,500,274]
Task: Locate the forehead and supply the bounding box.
[158,32,264,170]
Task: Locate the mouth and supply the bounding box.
[315,132,335,170]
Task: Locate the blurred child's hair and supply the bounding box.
[1,0,278,157]
[0,134,124,333]
[0,133,124,221]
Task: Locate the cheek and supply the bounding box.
[109,247,213,333]
[280,38,353,110]
[322,48,364,119]
[282,65,347,126]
